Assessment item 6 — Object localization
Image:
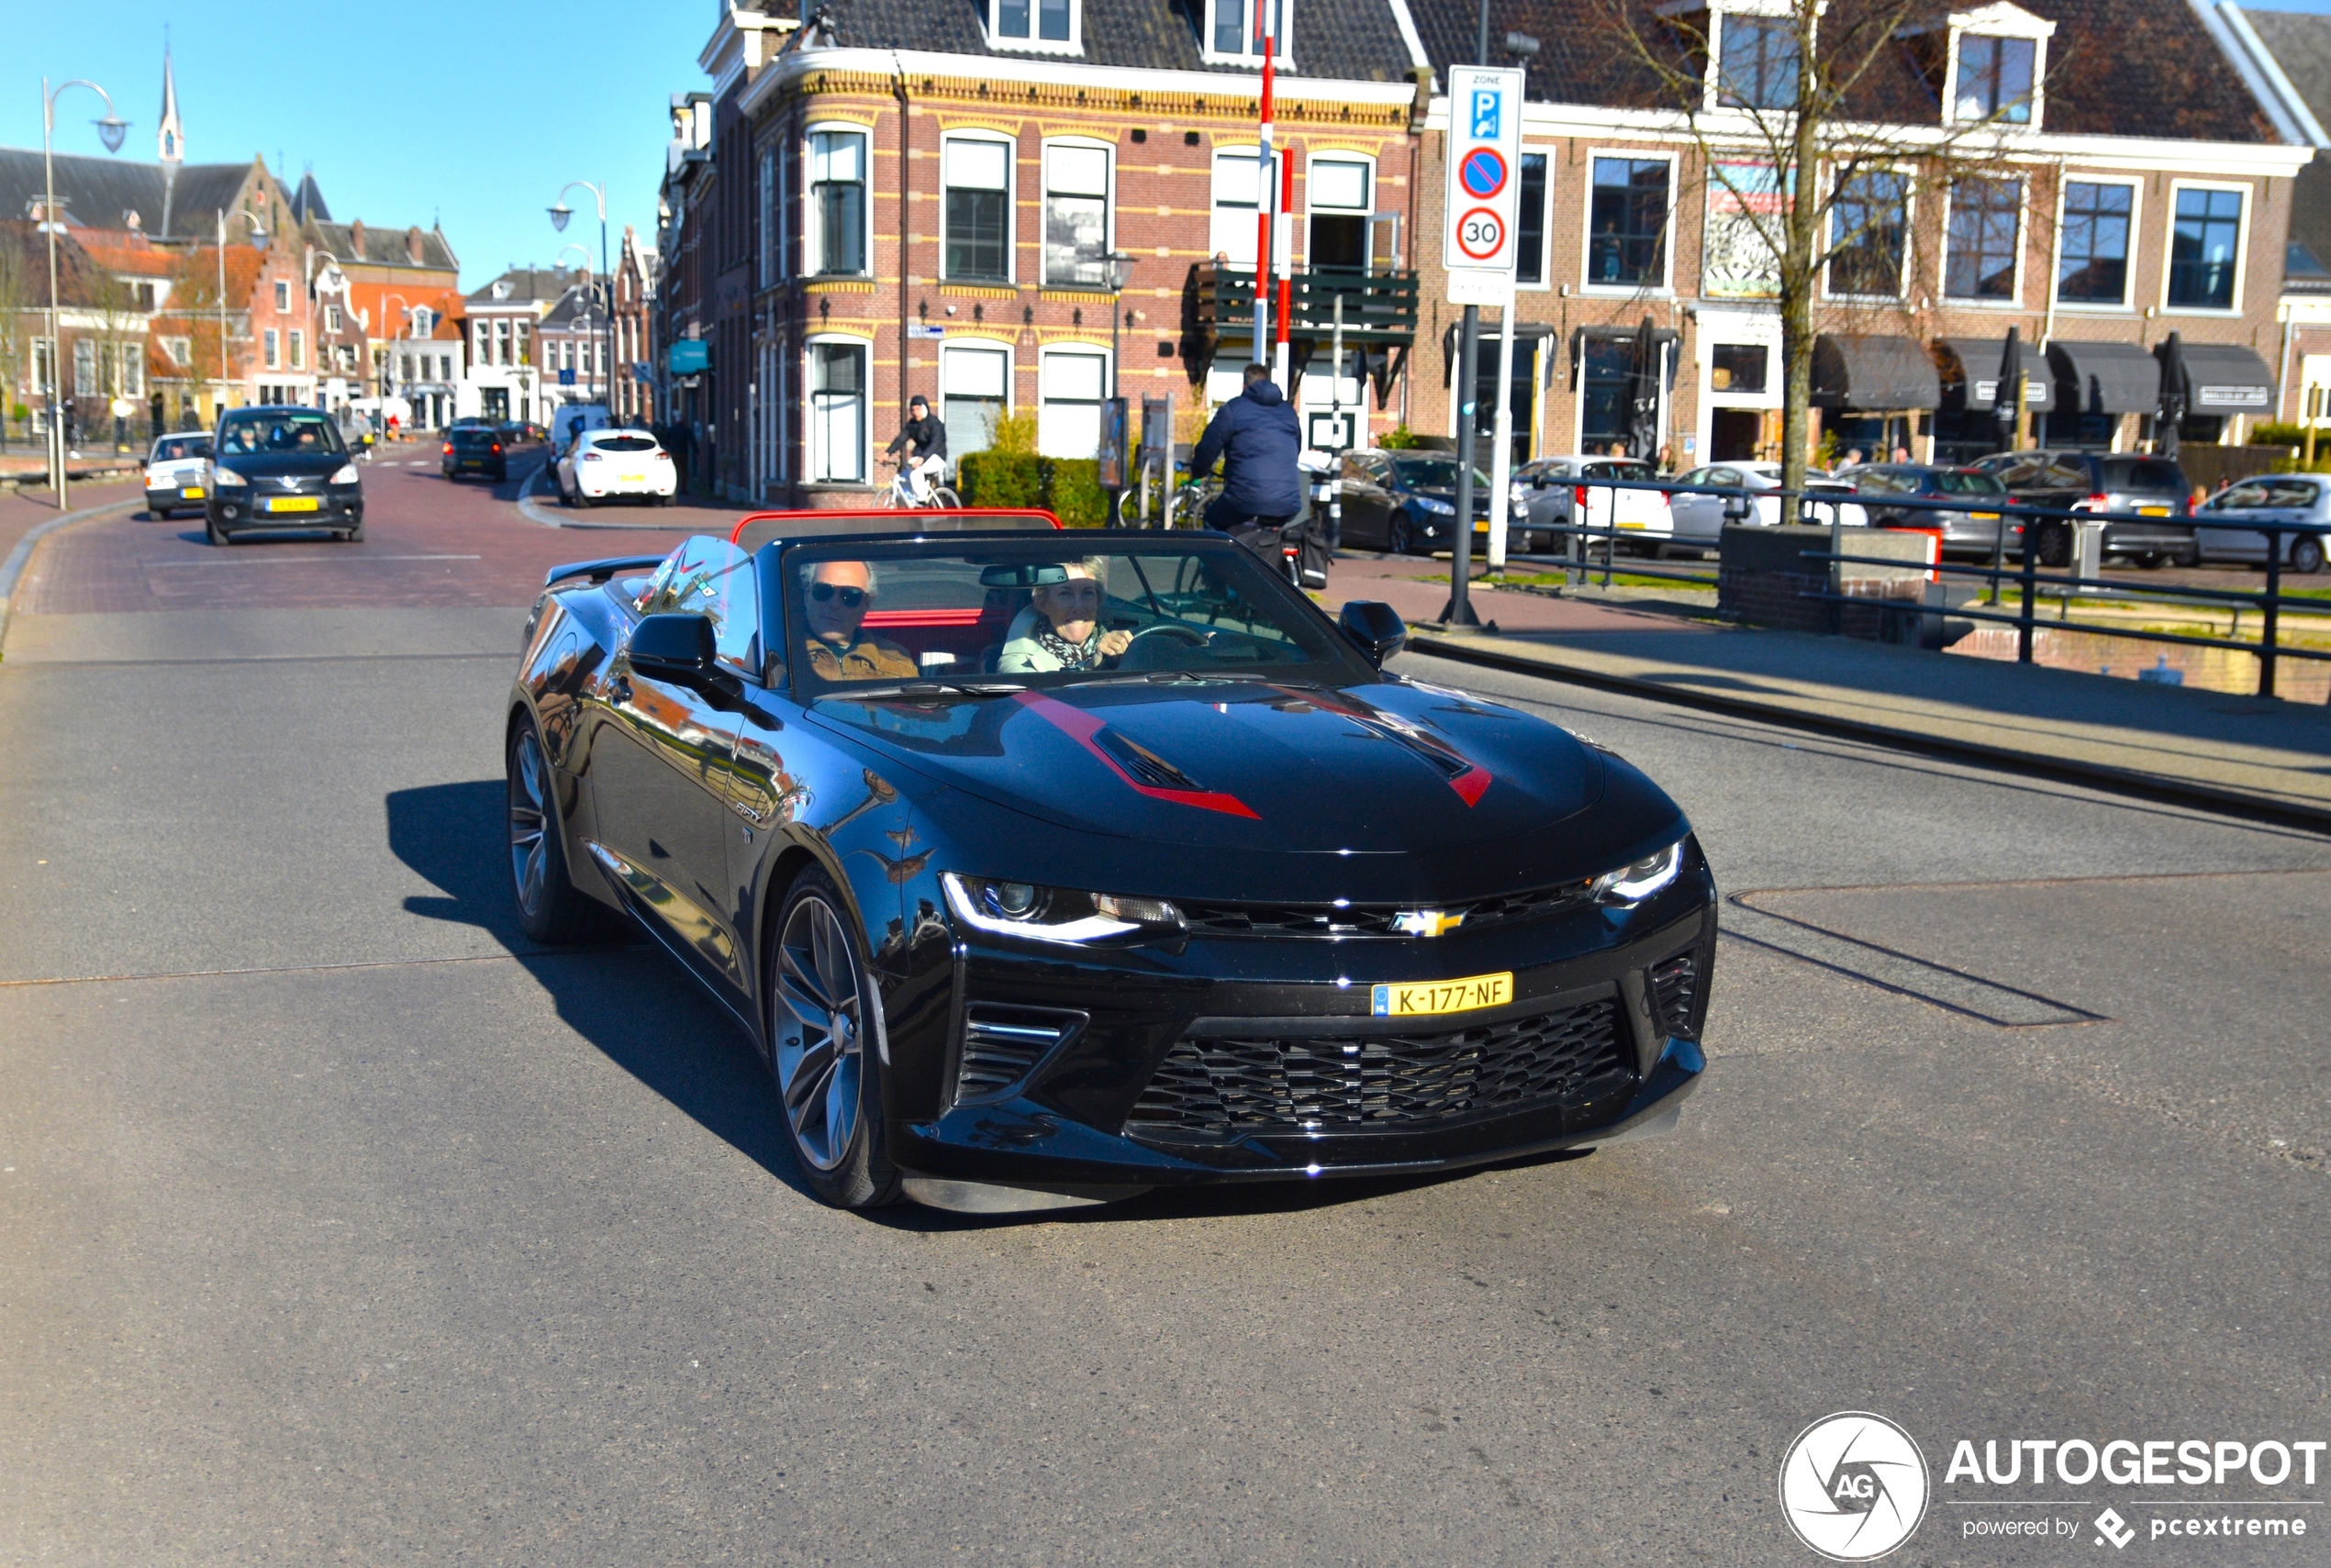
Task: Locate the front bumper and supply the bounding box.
[884,865,1716,1192]
[146,484,206,510]
[210,491,362,527]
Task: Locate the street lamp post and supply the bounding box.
[377,292,412,437]
[549,182,612,419]
[1102,250,1137,524]
[40,74,128,509]
[306,248,346,416]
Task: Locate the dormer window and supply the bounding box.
[1717,13,1798,110]
[990,0,1080,54]
[1954,35,2034,121]
[1204,0,1290,66]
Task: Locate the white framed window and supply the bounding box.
[1581,150,1678,294]
[1210,146,1281,265]
[1038,346,1110,459]
[1043,140,1113,288]
[1942,176,2023,303]
[413,306,433,335]
[807,337,871,483]
[1936,6,2055,129]
[1203,0,1289,65]
[74,337,98,395]
[806,125,871,277]
[324,305,341,332]
[2054,176,2139,309]
[273,280,290,313]
[496,319,513,366]
[2163,180,2248,314]
[942,135,1015,284]
[118,342,143,396]
[32,337,56,395]
[263,328,280,370]
[987,0,1081,54]
[1825,167,1912,300]
[1305,153,1372,270]
[1715,8,1799,110]
[1517,151,1552,289]
[515,321,530,366]
[162,335,192,367]
[758,141,781,288]
[289,329,306,370]
[473,321,490,365]
[941,341,1013,462]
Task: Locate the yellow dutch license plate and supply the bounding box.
[619,472,647,484]
[266,497,320,513]
[1371,971,1513,1018]
[181,486,205,498]
[1972,511,2002,521]
[2138,506,2170,517]
[1619,520,1647,530]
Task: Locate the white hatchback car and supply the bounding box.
[143,430,215,519]
[555,428,677,507]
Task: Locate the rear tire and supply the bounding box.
[2136,552,2167,570]
[153,506,173,521]
[507,715,617,945]
[931,485,962,509]
[768,865,902,1210]
[2033,522,2071,568]
[1389,511,1418,555]
[2292,536,2325,575]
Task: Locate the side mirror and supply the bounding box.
[1722,495,1753,523]
[1531,474,1550,489]
[1339,600,1408,668]
[630,612,717,682]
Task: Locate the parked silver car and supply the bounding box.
[2192,474,2331,573]
[1667,462,1868,551]
[1513,455,1665,552]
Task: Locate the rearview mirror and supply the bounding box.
[978,562,1072,588]
[630,612,717,682]
[1339,600,1408,668]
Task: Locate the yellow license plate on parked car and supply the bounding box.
[1371,971,1513,1018]
[2138,506,2170,517]
[619,472,646,484]
[181,486,204,498]
[265,497,319,513]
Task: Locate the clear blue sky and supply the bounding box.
[4,0,712,290]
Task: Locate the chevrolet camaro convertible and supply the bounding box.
[507,510,1714,1213]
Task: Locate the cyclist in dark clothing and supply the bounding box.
[884,395,948,502]
[1192,363,1302,529]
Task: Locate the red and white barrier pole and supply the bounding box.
[1253,1,1275,370]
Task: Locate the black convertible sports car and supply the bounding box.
[507,510,1714,1212]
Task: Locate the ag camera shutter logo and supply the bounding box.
[1779,1412,1930,1562]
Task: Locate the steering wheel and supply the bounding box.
[1114,623,1210,670]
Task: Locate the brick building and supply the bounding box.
[675,0,1430,505]
[612,225,659,425]
[1403,0,2312,470]
[2220,6,2331,428]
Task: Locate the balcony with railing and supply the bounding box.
[1188,262,1417,395]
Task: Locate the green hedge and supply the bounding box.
[955,451,1111,527]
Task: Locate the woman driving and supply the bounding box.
[997,557,1133,673]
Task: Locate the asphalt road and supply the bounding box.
[3,460,2326,1565]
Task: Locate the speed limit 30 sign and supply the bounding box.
[1443,65,1524,291]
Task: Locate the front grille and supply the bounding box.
[954,1003,1084,1105]
[1177,879,1593,939]
[1126,998,1630,1136]
[1649,954,1701,1038]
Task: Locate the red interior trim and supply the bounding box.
[862,607,988,627]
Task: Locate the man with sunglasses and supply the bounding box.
[800,561,918,681]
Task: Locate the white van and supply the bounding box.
[552,404,612,450]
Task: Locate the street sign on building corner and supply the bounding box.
[1443,65,1525,305]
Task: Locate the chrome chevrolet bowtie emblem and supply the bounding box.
[1391,909,1464,938]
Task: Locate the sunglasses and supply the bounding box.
[809,582,869,608]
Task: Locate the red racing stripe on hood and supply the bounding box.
[1010,692,1262,819]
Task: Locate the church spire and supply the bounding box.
[158,39,184,166]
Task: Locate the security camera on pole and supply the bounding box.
[1440,59,1522,626]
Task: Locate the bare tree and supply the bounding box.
[1595,0,2049,494]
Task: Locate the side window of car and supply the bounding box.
[1342,453,1373,484]
[1706,467,1742,488]
[641,536,762,678]
[2263,478,2321,509]
[2045,456,2091,489]
[2212,481,2270,511]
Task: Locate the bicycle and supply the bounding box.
[876,455,961,510]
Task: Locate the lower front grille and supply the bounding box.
[1177,880,1593,939]
[1649,953,1701,1038]
[1125,998,1631,1137]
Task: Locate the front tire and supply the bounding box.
[2034,522,2071,569]
[768,866,901,1209]
[507,716,615,945]
[153,506,173,521]
[1389,510,1418,555]
[206,513,229,546]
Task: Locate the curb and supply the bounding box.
[0,495,144,659]
[1404,629,2331,836]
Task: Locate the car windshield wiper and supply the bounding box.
[829,680,1027,700]
[1071,669,1277,687]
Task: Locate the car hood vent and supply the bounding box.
[955,1003,1087,1106]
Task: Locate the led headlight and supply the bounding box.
[330,463,361,484]
[1591,840,1684,905]
[212,465,248,487]
[1417,496,1455,516]
[942,873,1183,944]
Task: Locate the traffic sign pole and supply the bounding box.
[1438,63,1523,627]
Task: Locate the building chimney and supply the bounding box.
[407,226,423,263]
[351,218,365,257]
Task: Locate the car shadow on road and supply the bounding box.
[385,777,820,1201]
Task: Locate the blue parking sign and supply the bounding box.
[1470,87,1501,139]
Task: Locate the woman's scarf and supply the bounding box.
[1032,616,1099,669]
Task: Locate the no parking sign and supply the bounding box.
[1443,65,1524,298]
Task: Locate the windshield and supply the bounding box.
[1390,457,1489,490]
[1934,471,2007,495]
[151,436,211,462]
[217,411,345,457]
[2099,459,2184,492]
[786,539,1355,695]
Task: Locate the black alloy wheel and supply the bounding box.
[507,715,615,944]
[2136,553,2167,570]
[2033,522,2072,569]
[2173,544,2202,569]
[2293,536,2326,575]
[768,864,901,1209]
[1389,510,1418,555]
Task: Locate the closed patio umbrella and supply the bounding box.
[1993,327,2023,452]
[2158,330,2187,462]
[1627,315,1660,461]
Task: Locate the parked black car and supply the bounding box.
[1966,450,2196,568]
[1335,450,1494,554]
[1834,463,2015,559]
[205,406,363,545]
[444,425,508,482]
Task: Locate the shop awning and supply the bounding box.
[1811,334,1939,411]
[1560,324,1682,391]
[1936,337,2056,414]
[2045,339,2158,416]
[2170,342,2274,415]
[1439,320,1561,385]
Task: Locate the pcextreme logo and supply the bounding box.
[1779,1412,1932,1562]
